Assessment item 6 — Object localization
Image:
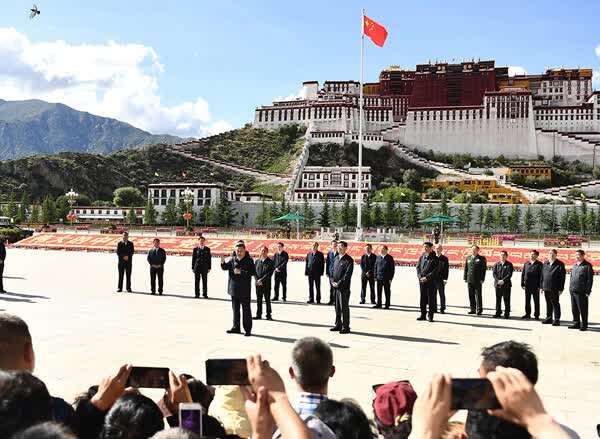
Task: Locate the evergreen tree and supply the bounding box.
[5,193,18,220]
[595,208,600,235]
[201,204,213,226]
[395,204,405,228]
[143,200,157,225]
[362,196,372,228]
[371,203,383,227]
[420,204,434,229]
[319,198,331,228]
[439,193,449,215]
[492,205,506,231]
[279,198,287,216]
[330,203,341,227]
[340,198,352,228]
[41,196,57,225]
[482,207,494,231]
[568,209,580,233]
[256,199,270,227]
[464,201,473,231]
[384,195,396,227]
[406,194,419,230]
[127,207,137,225]
[29,204,40,224]
[476,205,485,232]
[549,204,558,233]
[16,192,29,224]
[506,205,521,233]
[162,198,178,225]
[523,206,535,234]
[579,201,589,234]
[457,205,469,231]
[560,209,570,233]
[302,199,316,229]
[215,194,236,227]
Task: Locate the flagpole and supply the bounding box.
[356,8,365,241]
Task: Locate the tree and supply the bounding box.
[302,200,316,229]
[560,209,570,233]
[464,201,473,231]
[4,193,18,220]
[439,193,449,215]
[340,198,352,228]
[330,203,340,227]
[384,195,396,227]
[127,208,137,225]
[523,206,535,234]
[319,198,331,228]
[492,205,506,231]
[240,212,249,227]
[395,204,405,228]
[348,203,357,227]
[585,209,596,236]
[506,205,521,233]
[201,204,213,226]
[29,204,40,224]
[362,196,373,228]
[420,203,435,229]
[16,192,29,224]
[256,199,271,227]
[482,207,494,231]
[402,169,421,191]
[371,203,383,227]
[476,205,484,232]
[162,198,178,225]
[143,200,158,225]
[406,194,419,230]
[113,187,145,207]
[579,201,589,235]
[41,196,57,225]
[215,193,236,227]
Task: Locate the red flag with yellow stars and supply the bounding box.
[363,15,388,47]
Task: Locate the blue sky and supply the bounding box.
[0,0,598,136]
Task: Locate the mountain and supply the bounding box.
[0,98,184,160]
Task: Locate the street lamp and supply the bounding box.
[182,187,194,230]
[65,189,79,225]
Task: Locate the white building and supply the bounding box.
[70,206,144,223]
[292,166,372,202]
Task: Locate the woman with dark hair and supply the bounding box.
[100,393,164,439]
[9,422,77,439]
[315,398,375,439]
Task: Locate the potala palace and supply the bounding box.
[254,61,600,162]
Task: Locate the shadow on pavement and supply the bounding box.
[2,291,49,300]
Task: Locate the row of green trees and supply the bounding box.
[143,195,237,227]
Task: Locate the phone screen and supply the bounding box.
[126,367,169,389]
[451,378,501,410]
[205,359,249,385]
[180,407,202,435]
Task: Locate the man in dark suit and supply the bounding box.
[272,242,289,301]
[0,237,6,293]
[464,244,487,315]
[326,240,339,305]
[305,242,325,304]
[373,245,395,309]
[116,231,134,292]
[147,238,166,295]
[521,250,543,320]
[254,245,274,320]
[568,249,593,331]
[329,241,354,334]
[492,251,514,319]
[360,244,377,304]
[416,242,439,322]
[191,236,211,298]
[221,242,256,336]
[540,249,566,326]
[435,244,449,313]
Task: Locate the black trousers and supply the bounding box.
[194,271,208,297]
[334,288,351,329]
[524,286,540,318]
[468,282,483,313]
[150,266,164,293]
[0,262,4,292]
[543,289,561,321]
[328,277,335,303]
[570,291,589,327]
[435,280,446,311]
[118,260,132,290]
[376,279,391,307]
[420,281,436,318]
[361,275,375,303]
[256,285,272,318]
[232,297,252,333]
[495,286,511,316]
[273,272,287,300]
[308,275,321,302]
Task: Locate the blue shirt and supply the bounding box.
[294,392,328,417]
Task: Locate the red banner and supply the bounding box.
[12,233,600,271]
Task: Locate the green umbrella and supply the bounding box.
[273,212,305,239]
[419,214,459,225]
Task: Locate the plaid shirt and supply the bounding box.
[294,392,328,417]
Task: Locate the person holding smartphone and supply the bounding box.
[116,231,134,293]
[221,242,256,336]
[147,238,167,295]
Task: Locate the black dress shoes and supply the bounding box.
[226,328,241,334]
[330,326,342,331]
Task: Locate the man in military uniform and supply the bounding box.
[305,242,325,304]
[360,244,377,305]
[464,244,487,315]
[254,245,274,320]
[116,231,134,292]
[521,250,543,320]
[191,236,211,298]
[568,249,593,331]
[272,242,289,301]
[540,249,566,326]
[435,244,449,313]
[147,238,167,295]
[329,241,354,334]
[492,251,513,319]
[416,242,439,321]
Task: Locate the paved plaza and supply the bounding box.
[1,248,599,436]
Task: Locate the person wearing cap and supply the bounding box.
[373,380,417,439]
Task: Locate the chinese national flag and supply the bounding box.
[363,15,388,47]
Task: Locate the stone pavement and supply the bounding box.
[1,248,598,436]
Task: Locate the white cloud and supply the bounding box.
[508,66,528,77]
[0,27,231,138]
[596,44,600,57]
[595,45,600,89]
[274,85,308,102]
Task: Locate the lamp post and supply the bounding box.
[65,189,78,226]
[182,187,194,230]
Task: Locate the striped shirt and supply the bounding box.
[294,392,328,417]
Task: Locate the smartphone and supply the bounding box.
[451,378,501,410]
[205,359,249,385]
[179,403,203,436]
[126,366,169,389]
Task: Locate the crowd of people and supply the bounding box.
[0,312,584,438]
